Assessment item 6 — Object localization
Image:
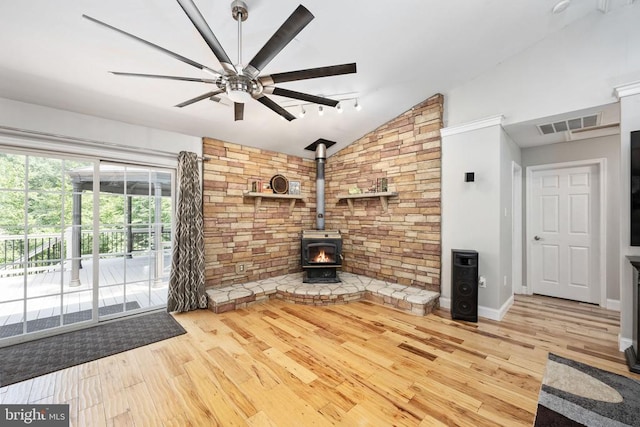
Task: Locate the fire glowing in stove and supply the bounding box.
[314,250,331,263]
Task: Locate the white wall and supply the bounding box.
[442,2,640,335]
[446,5,640,128]
[499,130,521,308]
[0,97,201,166]
[521,135,621,302]
[441,120,503,315]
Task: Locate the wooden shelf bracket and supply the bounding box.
[337,192,398,214]
[243,192,303,214]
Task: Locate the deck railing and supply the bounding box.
[0,228,171,275]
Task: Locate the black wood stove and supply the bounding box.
[301,139,342,283]
[301,230,342,283]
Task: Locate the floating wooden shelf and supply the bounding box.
[337,192,398,214]
[243,192,303,213]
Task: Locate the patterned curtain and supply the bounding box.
[167,151,208,312]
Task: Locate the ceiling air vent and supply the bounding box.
[582,114,598,128]
[537,114,600,135]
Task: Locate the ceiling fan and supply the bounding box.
[83,0,357,121]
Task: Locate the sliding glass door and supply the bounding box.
[0,150,174,343]
[96,163,173,318]
[0,153,95,338]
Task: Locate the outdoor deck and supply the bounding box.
[0,255,169,337]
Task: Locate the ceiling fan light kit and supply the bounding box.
[83,0,357,122]
[225,74,255,104]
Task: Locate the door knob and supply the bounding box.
[534,236,542,241]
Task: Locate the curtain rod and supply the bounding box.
[0,125,210,161]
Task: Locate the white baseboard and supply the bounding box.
[606,299,620,312]
[620,335,633,352]
[439,297,451,309]
[438,295,514,321]
[479,295,514,321]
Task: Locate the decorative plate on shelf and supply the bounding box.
[270,174,289,194]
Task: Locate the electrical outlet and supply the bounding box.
[478,276,487,288]
[235,263,246,274]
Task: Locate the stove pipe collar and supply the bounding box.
[315,142,326,160]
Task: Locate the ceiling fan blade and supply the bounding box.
[175,90,225,108]
[244,5,314,79]
[110,72,218,84]
[175,0,236,74]
[82,15,220,76]
[260,63,357,85]
[234,103,244,121]
[255,95,296,121]
[265,87,339,107]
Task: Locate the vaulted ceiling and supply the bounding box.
[0,1,621,157]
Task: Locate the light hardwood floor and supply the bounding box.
[1,294,637,426]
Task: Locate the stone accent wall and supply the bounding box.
[202,138,316,288]
[324,94,443,291]
[201,93,443,292]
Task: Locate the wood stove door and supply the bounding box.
[305,242,337,265]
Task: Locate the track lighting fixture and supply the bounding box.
[552,0,571,14]
[283,94,361,116]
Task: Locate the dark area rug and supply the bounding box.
[534,353,640,426]
[0,302,141,338]
[0,310,186,387]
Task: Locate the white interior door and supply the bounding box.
[529,164,600,303]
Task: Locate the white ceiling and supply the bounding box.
[0,0,614,158]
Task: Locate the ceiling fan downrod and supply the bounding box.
[227,0,254,104]
[231,0,248,73]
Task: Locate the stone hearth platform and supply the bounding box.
[206,272,439,316]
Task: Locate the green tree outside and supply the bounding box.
[0,153,172,265]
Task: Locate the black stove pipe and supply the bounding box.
[315,142,326,230]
